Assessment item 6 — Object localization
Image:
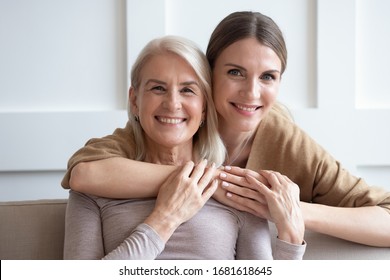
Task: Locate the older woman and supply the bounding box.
[63,35,306,259]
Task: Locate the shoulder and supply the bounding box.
[84,121,136,156]
[260,106,301,139]
[253,107,312,155]
[87,121,135,145]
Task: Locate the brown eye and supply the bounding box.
[151,86,165,93]
[181,87,195,95]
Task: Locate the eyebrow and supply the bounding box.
[144,79,200,87]
[224,63,280,74]
[144,79,166,86]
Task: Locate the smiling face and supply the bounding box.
[130,52,205,151]
[212,37,282,134]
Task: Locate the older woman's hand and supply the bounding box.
[145,160,217,242]
[216,166,304,245]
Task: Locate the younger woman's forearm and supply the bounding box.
[69,157,177,198]
[301,202,390,247]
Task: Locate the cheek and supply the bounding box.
[138,98,156,119]
[213,80,232,106]
[185,98,205,119]
[262,85,279,104]
[212,90,225,113]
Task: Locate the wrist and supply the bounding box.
[276,225,304,245]
[144,210,181,243]
[275,213,305,245]
[300,201,321,231]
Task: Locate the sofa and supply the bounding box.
[1,199,389,260]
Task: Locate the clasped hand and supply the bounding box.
[214,166,305,244]
[145,160,217,242]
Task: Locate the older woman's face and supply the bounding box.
[212,38,282,133]
[131,53,205,149]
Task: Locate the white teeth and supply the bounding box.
[158,117,184,124]
[235,104,257,111]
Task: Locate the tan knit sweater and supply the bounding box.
[62,109,390,212]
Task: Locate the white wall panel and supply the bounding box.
[0,0,129,201]
[0,0,127,112]
[0,111,127,171]
[356,0,390,109]
[313,0,390,190]
[0,171,68,201]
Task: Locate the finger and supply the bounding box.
[189,159,208,182]
[202,179,218,200]
[282,174,293,183]
[224,166,269,186]
[197,162,216,190]
[259,170,284,187]
[223,166,256,177]
[224,166,265,182]
[219,171,255,190]
[272,172,289,186]
[179,161,195,175]
[245,174,273,197]
[225,191,269,219]
[221,180,267,204]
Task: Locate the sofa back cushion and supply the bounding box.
[0,199,67,260]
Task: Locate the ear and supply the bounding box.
[201,105,206,122]
[129,87,139,116]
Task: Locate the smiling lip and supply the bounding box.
[232,103,262,112]
[156,116,186,124]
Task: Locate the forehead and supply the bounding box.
[216,38,281,71]
[141,53,198,79]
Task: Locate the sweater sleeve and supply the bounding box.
[103,224,165,260]
[273,238,306,260]
[61,121,136,189]
[64,191,165,260]
[236,213,306,260]
[64,190,105,259]
[247,109,390,213]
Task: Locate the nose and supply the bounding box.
[163,90,182,111]
[241,78,261,99]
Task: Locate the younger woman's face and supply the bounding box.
[212,37,282,133]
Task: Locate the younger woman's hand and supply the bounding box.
[217,166,304,244]
[145,160,217,242]
[213,166,269,215]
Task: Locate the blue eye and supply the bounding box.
[261,73,277,82]
[228,69,243,76]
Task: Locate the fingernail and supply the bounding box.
[222,181,229,188]
[226,192,232,198]
[220,172,227,178]
[224,166,231,170]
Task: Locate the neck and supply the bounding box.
[144,141,193,166]
[220,127,255,167]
